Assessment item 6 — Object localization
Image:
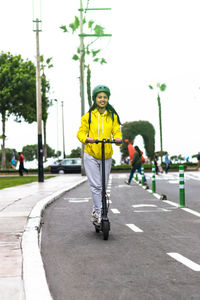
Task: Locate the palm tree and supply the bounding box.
[149,83,167,163]
[40,56,53,161]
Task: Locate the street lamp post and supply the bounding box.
[33,12,44,182]
[78,1,112,176]
[80,0,85,175]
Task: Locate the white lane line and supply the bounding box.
[181,207,200,218]
[163,200,179,207]
[126,224,143,232]
[64,197,91,200]
[132,204,157,208]
[117,174,127,178]
[111,208,120,214]
[167,253,200,271]
[117,184,132,188]
[68,198,90,203]
[162,200,200,217]
[134,208,170,213]
[186,174,200,181]
[153,193,161,199]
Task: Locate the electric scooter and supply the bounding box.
[92,138,117,240]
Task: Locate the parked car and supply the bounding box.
[49,158,81,174]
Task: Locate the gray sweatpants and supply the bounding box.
[84,152,112,214]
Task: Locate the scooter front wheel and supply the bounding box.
[102,219,110,240]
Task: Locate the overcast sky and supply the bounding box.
[1,0,200,163]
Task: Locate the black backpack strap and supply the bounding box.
[112,112,114,122]
[88,111,91,130]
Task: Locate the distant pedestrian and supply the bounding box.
[124,139,135,164]
[125,145,148,187]
[158,161,163,173]
[18,152,28,176]
[197,152,200,170]
[154,154,159,175]
[164,152,170,174]
[11,156,17,169]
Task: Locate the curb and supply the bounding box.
[21,177,87,300]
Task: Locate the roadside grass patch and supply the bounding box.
[0,176,54,190]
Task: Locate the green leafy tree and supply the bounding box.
[0,52,36,169]
[40,56,54,161]
[25,55,54,161]
[67,147,81,158]
[170,155,178,163]
[178,154,185,163]
[0,148,15,169]
[22,144,60,161]
[149,83,167,162]
[22,145,38,161]
[60,7,108,108]
[170,154,185,164]
[22,55,54,162]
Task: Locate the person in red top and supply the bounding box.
[124,139,135,163]
[141,151,146,164]
[18,152,28,176]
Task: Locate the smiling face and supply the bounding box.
[95,92,108,112]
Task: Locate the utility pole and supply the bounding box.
[80,0,86,175]
[79,2,112,176]
[33,17,44,182]
[157,94,163,163]
[61,101,66,159]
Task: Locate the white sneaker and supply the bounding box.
[91,211,101,224]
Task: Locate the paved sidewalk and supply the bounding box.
[0,174,87,300]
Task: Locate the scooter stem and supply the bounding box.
[101,141,107,218]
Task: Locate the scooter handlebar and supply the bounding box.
[86,138,121,144]
[95,139,117,144]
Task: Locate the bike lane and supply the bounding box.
[41,174,200,300]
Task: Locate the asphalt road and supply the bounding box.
[41,173,200,300]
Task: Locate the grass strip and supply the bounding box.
[0,176,54,190]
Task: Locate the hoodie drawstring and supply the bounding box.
[98,111,105,139]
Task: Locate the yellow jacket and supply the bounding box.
[77,109,122,160]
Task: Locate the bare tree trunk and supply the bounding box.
[1,112,6,170]
[87,65,92,108]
